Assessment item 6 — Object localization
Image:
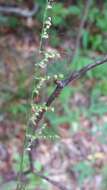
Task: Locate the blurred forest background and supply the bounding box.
[1,0,107,190]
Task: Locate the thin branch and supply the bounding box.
[28,150,34,172]
[0,3,39,17]
[64,56,107,86]
[72,0,92,63]
[34,172,69,190]
[34,56,107,128]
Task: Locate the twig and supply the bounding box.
[34,172,69,190]
[72,0,92,63]
[0,3,39,17]
[63,56,107,86]
[34,56,107,128]
[28,150,34,172]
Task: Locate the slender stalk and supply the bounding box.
[16,134,27,190]
[39,0,49,52]
[72,0,92,66]
[16,0,51,189]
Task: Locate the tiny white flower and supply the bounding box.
[26,147,31,151]
[39,63,46,68]
[48,17,51,20]
[42,34,49,39]
[45,20,51,26]
[47,4,52,9]
[51,107,55,112]
[54,74,58,79]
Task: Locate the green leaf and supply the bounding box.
[34,161,42,172]
[68,6,80,15]
[73,161,94,185]
[59,86,72,102]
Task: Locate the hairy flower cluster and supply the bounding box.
[39,0,53,51]
[30,103,54,125]
[42,17,52,39]
[26,0,64,147]
[26,122,59,151]
[38,48,60,68]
